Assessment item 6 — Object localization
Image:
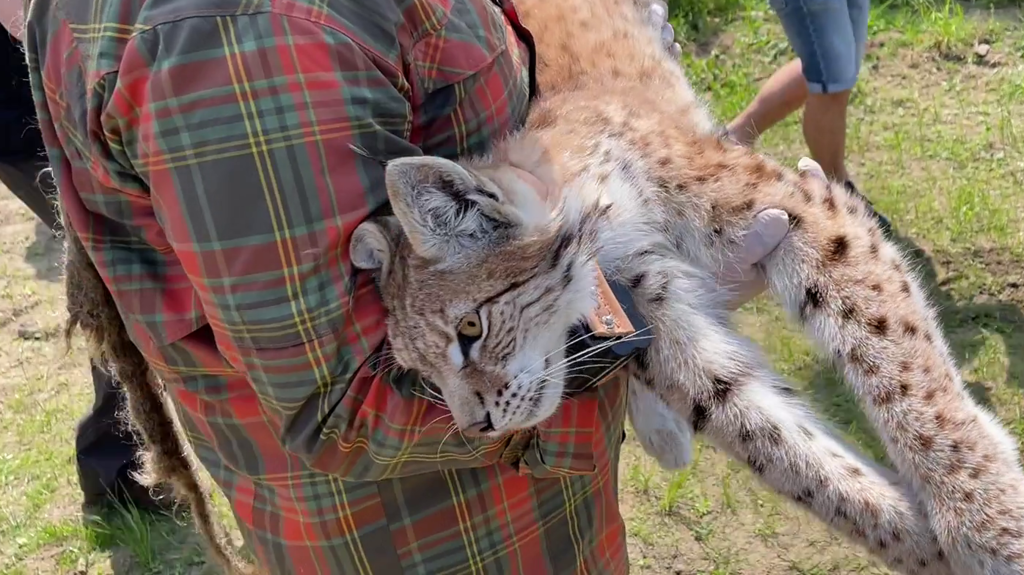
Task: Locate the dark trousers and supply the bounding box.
[0,157,152,508]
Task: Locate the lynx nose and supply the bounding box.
[463,412,495,437]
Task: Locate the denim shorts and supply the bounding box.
[769,0,870,94]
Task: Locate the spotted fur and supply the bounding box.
[349,0,1024,573]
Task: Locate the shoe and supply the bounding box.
[844,180,893,237]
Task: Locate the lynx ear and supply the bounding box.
[350,216,403,273]
[384,156,523,263]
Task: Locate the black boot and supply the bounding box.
[77,364,176,516]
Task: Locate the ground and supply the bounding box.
[1,0,1022,573]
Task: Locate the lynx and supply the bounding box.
[347,0,1024,573]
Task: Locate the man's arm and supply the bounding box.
[105,12,512,480]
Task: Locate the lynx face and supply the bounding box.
[350,156,607,436]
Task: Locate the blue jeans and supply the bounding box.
[769,0,870,94]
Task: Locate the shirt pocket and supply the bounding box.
[408,0,531,157]
[410,0,509,98]
[521,396,601,476]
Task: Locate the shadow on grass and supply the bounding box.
[24,219,63,284]
[801,229,1024,464]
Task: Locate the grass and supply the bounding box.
[1,0,1023,573]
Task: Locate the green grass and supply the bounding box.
[1,0,1023,573]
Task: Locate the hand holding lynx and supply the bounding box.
[717,158,826,309]
[642,0,683,60]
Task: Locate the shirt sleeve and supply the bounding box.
[104,12,513,480]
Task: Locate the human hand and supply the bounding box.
[716,157,825,310]
[641,0,682,60]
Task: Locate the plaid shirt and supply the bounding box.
[24,0,629,572]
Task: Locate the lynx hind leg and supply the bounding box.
[627,372,694,470]
[624,255,952,575]
[745,172,1024,572]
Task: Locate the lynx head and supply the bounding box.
[350,149,609,437]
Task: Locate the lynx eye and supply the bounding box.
[457,313,483,338]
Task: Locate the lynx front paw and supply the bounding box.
[627,379,694,470]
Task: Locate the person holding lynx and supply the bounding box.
[8,0,793,572]
[12,0,1024,572]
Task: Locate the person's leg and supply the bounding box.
[75,365,145,509]
[0,156,59,230]
[726,58,807,147]
[727,62,856,183]
[733,0,891,233]
[802,88,851,181]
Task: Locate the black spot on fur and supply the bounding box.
[690,375,737,434]
[747,454,767,475]
[561,263,574,288]
[835,503,850,521]
[473,186,500,203]
[826,235,850,263]
[869,241,880,257]
[628,273,645,289]
[824,192,837,213]
[839,300,858,322]
[795,488,815,505]
[474,392,485,406]
[763,422,783,446]
[845,346,863,366]
[691,402,710,432]
[799,284,824,321]
[900,280,912,295]
[649,279,670,304]
[550,231,573,267]
[788,213,803,230]
[711,375,735,404]
[867,316,889,337]
[900,321,920,337]
[739,424,754,443]
[899,359,912,375]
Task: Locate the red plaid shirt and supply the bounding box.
[24,0,628,572]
